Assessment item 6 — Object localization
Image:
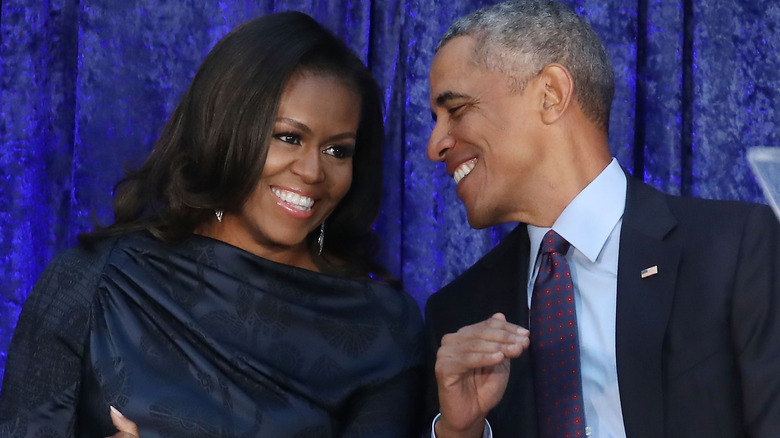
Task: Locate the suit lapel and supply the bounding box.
[479,223,531,326]
[615,177,680,437]
[479,223,537,436]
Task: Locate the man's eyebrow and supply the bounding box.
[435,91,470,107]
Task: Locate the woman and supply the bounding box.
[0,12,424,437]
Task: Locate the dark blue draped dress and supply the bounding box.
[0,233,425,437]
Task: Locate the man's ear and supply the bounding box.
[537,63,574,125]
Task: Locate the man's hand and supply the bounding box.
[434,313,530,438]
[106,406,139,438]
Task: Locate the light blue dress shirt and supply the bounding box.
[527,158,627,438]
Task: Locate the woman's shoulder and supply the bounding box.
[0,237,125,421]
[52,236,119,276]
[57,235,119,265]
[25,237,123,311]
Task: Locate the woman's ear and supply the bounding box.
[537,63,574,125]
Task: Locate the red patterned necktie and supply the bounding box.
[530,230,586,438]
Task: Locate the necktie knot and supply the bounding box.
[541,230,570,256]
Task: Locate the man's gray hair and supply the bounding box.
[439,0,615,131]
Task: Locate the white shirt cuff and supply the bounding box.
[430,413,493,438]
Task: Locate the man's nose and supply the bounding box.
[427,121,455,162]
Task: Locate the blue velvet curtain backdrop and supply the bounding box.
[0,0,777,385]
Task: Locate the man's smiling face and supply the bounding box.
[428,36,550,229]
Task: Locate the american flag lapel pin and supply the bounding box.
[641,265,659,279]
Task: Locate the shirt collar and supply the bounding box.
[528,158,627,263]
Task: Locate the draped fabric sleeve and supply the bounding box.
[1,233,428,436]
[0,240,113,436]
[337,283,426,438]
[341,364,425,438]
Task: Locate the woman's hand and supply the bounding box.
[106,406,139,438]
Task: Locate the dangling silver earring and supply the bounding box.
[215,210,223,223]
[317,222,325,255]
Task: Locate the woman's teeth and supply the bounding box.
[272,188,314,211]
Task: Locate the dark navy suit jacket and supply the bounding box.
[425,176,780,437]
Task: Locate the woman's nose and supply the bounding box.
[292,147,325,183]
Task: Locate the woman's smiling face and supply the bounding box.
[216,73,360,268]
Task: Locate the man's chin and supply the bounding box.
[465,211,496,230]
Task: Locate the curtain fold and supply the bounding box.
[1,0,777,384]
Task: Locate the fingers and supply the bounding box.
[435,314,530,384]
[108,406,139,438]
[491,312,507,322]
[440,313,529,359]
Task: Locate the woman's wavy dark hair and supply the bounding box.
[81,11,392,282]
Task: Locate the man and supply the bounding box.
[424,1,780,437]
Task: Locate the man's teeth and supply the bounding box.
[272,188,314,211]
[453,159,477,184]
